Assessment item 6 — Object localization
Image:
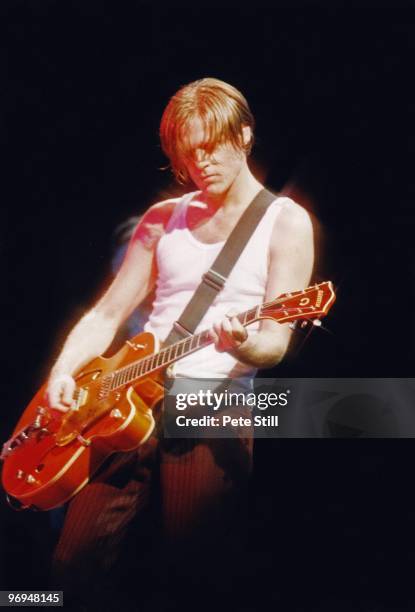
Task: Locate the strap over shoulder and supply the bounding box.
[164,188,277,346]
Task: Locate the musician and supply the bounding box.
[47,78,314,607]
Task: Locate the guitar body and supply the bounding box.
[1,332,164,510]
[1,281,336,512]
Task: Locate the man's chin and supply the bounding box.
[202,182,226,197]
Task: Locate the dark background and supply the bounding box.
[2,1,415,610]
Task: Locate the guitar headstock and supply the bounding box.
[260,281,336,325]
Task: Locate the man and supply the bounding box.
[48,78,314,607]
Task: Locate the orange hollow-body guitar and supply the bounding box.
[1,282,335,511]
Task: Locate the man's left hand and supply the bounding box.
[210,310,249,353]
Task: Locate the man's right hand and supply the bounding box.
[46,374,76,412]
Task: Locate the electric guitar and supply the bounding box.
[1,281,335,510]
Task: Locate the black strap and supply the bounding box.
[164,188,277,346]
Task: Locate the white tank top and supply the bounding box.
[144,191,294,380]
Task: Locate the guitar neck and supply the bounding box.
[99,280,336,393]
[106,304,261,392]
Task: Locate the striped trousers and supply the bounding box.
[51,429,253,609]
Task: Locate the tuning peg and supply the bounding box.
[300,321,309,329]
[289,321,298,330]
[312,319,322,327]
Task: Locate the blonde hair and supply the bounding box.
[160,78,255,183]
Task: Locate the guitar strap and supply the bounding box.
[163,187,277,347]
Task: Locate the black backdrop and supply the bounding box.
[2,2,415,610]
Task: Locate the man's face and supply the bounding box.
[180,117,248,197]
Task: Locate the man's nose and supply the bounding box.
[194,149,210,168]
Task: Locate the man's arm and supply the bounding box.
[48,200,176,410]
[211,200,315,368]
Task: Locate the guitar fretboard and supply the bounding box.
[95,281,334,398]
[100,305,260,394]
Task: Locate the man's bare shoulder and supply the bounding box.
[273,196,313,235]
[267,196,315,282]
[143,196,182,224]
[131,197,183,250]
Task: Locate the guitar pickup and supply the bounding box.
[72,387,88,411]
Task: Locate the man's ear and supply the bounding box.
[242,125,252,147]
